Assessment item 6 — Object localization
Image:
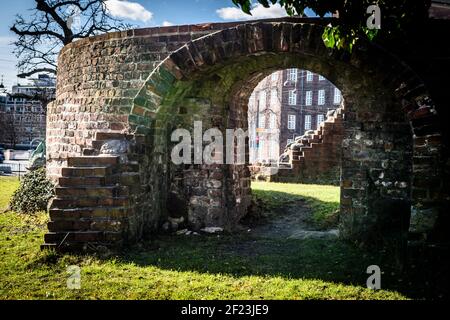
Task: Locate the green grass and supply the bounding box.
[251,181,340,229]
[0,178,411,300]
[0,177,20,211]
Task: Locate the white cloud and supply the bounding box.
[216,3,287,21]
[162,21,174,27]
[106,0,153,23]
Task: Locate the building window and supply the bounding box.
[318,75,325,81]
[304,115,312,130]
[317,114,324,128]
[288,68,297,82]
[258,114,265,128]
[259,91,266,107]
[318,89,325,105]
[334,87,342,104]
[271,72,279,81]
[287,139,294,146]
[288,114,296,130]
[269,140,278,159]
[269,114,276,129]
[270,89,278,105]
[288,90,296,105]
[305,91,312,106]
[306,71,313,82]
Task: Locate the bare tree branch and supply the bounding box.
[18,68,57,79]
[10,0,131,79]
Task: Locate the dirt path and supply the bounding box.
[245,199,339,240]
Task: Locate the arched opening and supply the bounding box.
[129,22,440,248]
[245,69,344,239]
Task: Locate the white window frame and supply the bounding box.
[334,87,341,104]
[304,115,312,130]
[318,75,325,81]
[318,89,325,105]
[288,68,297,82]
[288,114,296,130]
[306,71,313,82]
[305,91,312,106]
[288,90,297,105]
[287,139,294,145]
[317,114,324,128]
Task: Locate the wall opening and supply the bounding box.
[241,68,343,238]
[127,22,435,248]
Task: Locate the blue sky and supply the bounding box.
[0,0,315,89]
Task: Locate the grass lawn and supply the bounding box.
[0,177,20,211]
[251,181,340,229]
[0,177,410,300]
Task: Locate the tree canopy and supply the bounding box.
[231,0,431,51]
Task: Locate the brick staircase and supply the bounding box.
[42,132,141,251]
[274,107,344,182]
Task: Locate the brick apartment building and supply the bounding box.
[248,69,342,163]
[0,74,55,148]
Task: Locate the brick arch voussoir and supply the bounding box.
[132,20,444,171]
[129,58,183,132]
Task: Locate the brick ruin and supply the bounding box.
[42,17,449,251]
[254,105,344,184]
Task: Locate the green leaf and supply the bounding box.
[322,27,335,48]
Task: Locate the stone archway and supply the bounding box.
[129,22,442,244]
[43,20,444,251]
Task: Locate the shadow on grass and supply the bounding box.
[112,187,447,299]
[116,232,448,299]
[37,185,444,300]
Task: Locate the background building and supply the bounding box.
[248,71,283,163]
[0,74,55,148]
[248,69,342,163]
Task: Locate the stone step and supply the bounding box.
[55,186,129,198]
[59,172,139,188]
[308,136,322,143]
[61,166,111,178]
[44,231,122,244]
[59,176,106,187]
[51,197,130,209]
[49,207,131,221]
[67,156,119,167]
[47,218,125,232]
